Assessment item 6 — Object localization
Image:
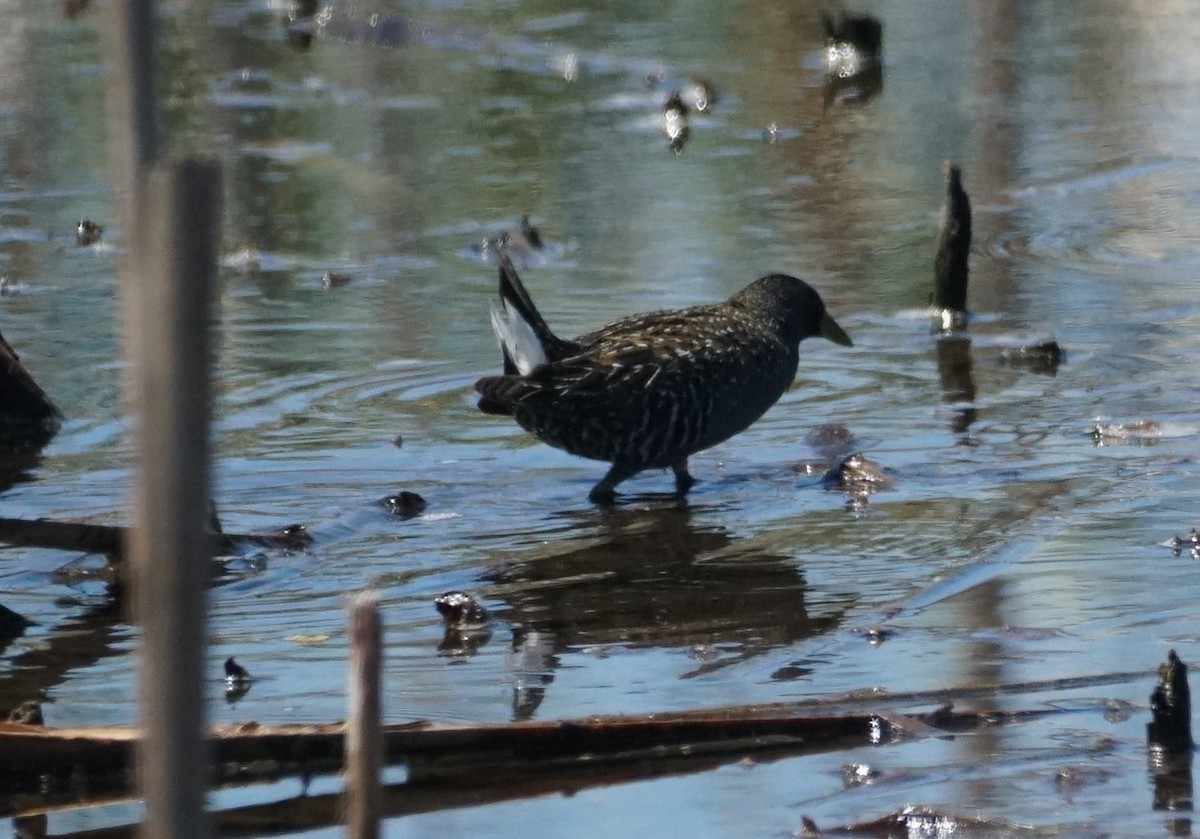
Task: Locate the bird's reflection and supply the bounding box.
[484,502,845,720]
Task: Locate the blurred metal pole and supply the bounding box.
[347,592,383,839]
[103,3,220,839]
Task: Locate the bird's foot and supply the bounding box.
[672,461,695,496]
[588,484,618,505]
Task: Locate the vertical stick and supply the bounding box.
[347,592,383,839]
[132,159,221,839]
[103,0,159,441]
[105,0,159,195]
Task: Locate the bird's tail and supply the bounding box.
[489,255,568,375]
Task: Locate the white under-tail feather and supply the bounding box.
[488,298,548,376]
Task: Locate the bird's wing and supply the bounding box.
[530,313,768,398]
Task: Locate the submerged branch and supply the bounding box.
[0,517,312,566]
[1,670,1148,826]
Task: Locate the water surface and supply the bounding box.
[3,0,1200,835]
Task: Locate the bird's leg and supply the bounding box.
[672,459,695,495]
[589,463,639,505]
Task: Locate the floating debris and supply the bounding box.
[1000,340,1066,376]
[75,219,103,247]
[225,657,252,700]
[933,161,971,330]
[382,490,426,518]
[550,51,579,82]
[499,215,545,259]
[224,657,252,686]
[1163,528,1200,560]
[862,625,895,646]
[661,91,691,154]
[480,215,546,267]
[801,806,1042,837]
[822,452,894,493]
[680,76,718,114]
[6,700,44,726]
[392,433,404,449]
[287,633,331,645]
[435,591,493,656]
[841,762,881,788]
[322,270,352,289]
[763,122,779,144]
[1088,419,1161,446]
[434,591,491,628]
[62,0,90,18]
[822,452,893,512]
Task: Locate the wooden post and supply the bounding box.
[130,159,221,839]
[104,0,159,196]
[347,592,383,839]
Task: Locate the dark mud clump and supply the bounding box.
[75,219,103,247]
[434,591,490,628]
[434,591,493,657]
[1000,340,1066,376]
[383,490,426,518]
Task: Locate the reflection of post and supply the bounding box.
[1149,651,1195,836]
[935,336,977,434]
[1152,752,1194,837]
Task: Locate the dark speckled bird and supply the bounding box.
[475,256,853,503]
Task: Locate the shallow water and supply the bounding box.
[3,0,1200,835]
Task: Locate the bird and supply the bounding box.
[475,256,852,503]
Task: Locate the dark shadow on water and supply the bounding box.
[0,445,46,496]
[484,501,847,720]
[0,597,124,718]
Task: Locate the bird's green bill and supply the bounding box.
[820,313,853,346]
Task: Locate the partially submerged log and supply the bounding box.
[0,516,312,566]
[0,703,1063,796]
[0,666,1156,826]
